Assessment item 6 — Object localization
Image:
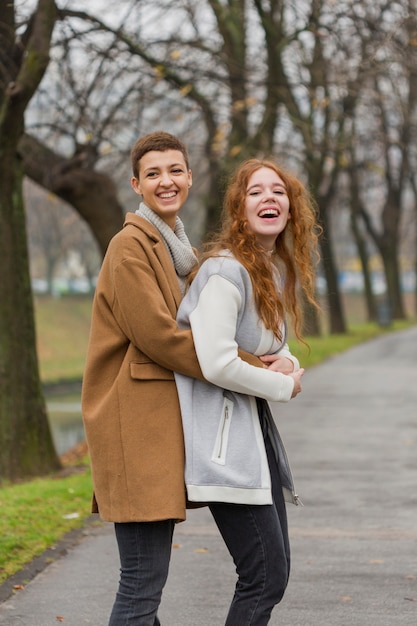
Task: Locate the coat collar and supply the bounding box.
[123,212,160,242]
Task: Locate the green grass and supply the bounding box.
[34,295,93,383]
[0,295,95,586]
[0,468,93,584]
[0,294,414,588]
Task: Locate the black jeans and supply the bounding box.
[209,427,291,626]
[108,519,175,625]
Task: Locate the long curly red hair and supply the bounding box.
[201,158,321,343]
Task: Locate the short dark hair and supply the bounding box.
[130,131,190,179]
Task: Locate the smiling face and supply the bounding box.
[131,149,192,228]
[245,166,290,250]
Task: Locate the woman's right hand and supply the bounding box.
[289,368,304,398]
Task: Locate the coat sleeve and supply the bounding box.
[107,237,203,380]
[107,237,261,380]
[188,274,295,402]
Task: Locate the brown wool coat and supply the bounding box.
[82,213,206,522]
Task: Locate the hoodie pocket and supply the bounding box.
[211,396,234,466]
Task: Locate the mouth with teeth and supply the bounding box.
[159,191,177,199]
[258,208,279,219]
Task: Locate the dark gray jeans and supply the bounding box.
[108,519,175,625]
[209,420,291,626]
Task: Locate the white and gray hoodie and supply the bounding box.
[175,253,301,506]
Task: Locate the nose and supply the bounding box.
[160,171,173,186]
[262,188,276,202]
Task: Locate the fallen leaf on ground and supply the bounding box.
[194,548,209,553]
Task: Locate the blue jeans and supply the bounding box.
[108,519,175,625]
[209,429,291,626]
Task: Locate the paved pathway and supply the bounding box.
[0,327,416,625]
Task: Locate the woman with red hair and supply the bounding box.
[175,158,320,625]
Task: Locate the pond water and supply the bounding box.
[46,394,85,457]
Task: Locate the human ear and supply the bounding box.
[131,177,142,196]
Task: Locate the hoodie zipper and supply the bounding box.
[217,405,230,459]
[212,397,233,465]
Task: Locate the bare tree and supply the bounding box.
[11,0,417,339]
[54,1,326,332]
[346,0,417,321]
[0,0,60,480]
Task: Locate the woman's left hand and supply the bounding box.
[259,354,295,374]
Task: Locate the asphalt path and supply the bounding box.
[0,326,416,625]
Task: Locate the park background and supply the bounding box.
[1,0,417,587]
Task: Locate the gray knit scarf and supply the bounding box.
[135,202,197,292]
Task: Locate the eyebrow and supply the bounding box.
[143,162,185,173]
[246,182,287,192]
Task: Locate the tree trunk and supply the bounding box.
[348,165,377,322]
[0,160,60,479]
[368,186,407,321]
[354,223,376,323]
[0,0,60,480]
[301,291,321,337]
[317,203,347,334]
[19,133,125,256]
[381,240,406,320]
